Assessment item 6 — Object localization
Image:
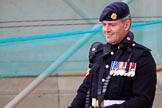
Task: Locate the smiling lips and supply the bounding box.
[105,33,113,38]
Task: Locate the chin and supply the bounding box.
[107,41,112,44]
[106,39,112,43]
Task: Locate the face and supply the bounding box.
[102,20,130,44]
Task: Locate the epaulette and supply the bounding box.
[90,42,103,52]
[89,42,103,59]
[133,42,151,51]
[88,42,103,67]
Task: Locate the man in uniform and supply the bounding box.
[68,1,157,108]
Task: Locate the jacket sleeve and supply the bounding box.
[105,52,157,108]
[68,72,91,108]
[69,42,101,108]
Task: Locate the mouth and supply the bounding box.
[105,33,113,38]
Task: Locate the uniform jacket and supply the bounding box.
[69,31,157,108]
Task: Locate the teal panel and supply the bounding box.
[0,20,162,78]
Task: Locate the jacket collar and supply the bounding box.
[102,31,134,56]
[118,31,134,50]
[103,43,111,56]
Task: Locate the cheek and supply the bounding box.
[102,26,107,32]
[102,27,105,32]
[115,27,124,35]
[115,29,125,40]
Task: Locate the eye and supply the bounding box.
[109,23,116,26]
[102,22,106,26]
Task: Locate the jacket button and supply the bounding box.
[102,78,105,82]
[132,43,136,46]
[105,65,109,68]
[92,48,96,51]
[127,36,131,41]
[111,51,114,55]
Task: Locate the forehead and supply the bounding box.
[102,20,122,24]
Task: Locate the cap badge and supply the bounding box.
[111,13,117,20]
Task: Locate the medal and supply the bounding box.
[110,61,119,76]
[110,61,136,77]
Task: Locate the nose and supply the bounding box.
[103,25,111,32]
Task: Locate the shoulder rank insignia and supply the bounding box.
[109,61,136,77]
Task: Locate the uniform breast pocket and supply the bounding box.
[121,77,133,96]
[107,76,124,96]
[106,76,133,99]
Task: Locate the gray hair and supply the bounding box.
[121,14,132,22]
[120,14,132,29]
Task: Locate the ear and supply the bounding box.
[124,20,131,31]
